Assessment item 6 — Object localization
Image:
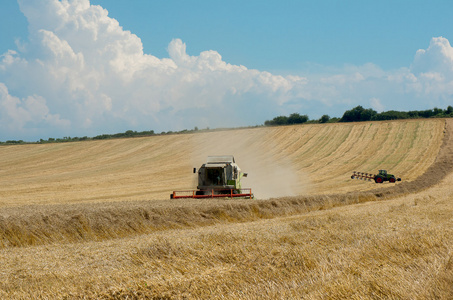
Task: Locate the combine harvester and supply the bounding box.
[351,169,401,183]
[171,155,254,199]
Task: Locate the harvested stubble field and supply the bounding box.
[0,119,452,299]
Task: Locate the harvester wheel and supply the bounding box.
[375,176,383,183]
[389,177,396,183]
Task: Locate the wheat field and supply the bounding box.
[0,119,452,299]
[0,119,445,206]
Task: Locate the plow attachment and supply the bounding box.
[171,188,254,199]
[351,171,376,181]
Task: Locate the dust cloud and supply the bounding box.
[190,128,309,199]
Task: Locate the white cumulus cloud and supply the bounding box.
[0,83,69,138]
[370,97,384,112]
[412,37,453,77]
[1,0,309,140]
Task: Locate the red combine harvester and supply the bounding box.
[171,155,254,199]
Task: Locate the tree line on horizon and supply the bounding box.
[2,105,452,145]
[0,127,204,145]
[264,105,453,126]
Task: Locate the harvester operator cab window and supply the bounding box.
[206,168,224,186]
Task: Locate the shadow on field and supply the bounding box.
[0,120,452,249]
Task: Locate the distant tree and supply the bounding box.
[124,130,135,136]
[287,113,309,124]
[329,117,340,123]
[340,106,377,122]
[360,107,377,121]
[447,106,453,115]
[374,110,409,121]
[319,115,330,123]
[433,107,443,116]
[93,134,110,140]
[407,110,420,118]
[265,113,309,126]
[418,109,435,118]
[265,115,289,126]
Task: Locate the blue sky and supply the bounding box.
[1,0,453,141]
[60,1,453,70]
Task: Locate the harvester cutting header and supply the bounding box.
[351,169,401,183]
[171,155,253,199]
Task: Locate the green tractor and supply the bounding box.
[373,170,401,183]
[351,169,401,183]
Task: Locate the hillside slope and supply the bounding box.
[0,119,445,207]
[0,119,452,299]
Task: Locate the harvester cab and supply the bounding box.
[195,156,247,192]
[171,156,253,199]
